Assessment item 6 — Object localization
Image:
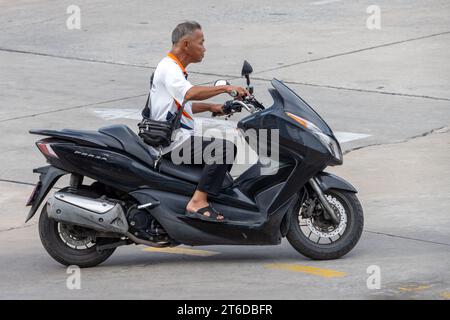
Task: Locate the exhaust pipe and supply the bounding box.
[125,232,171,248]
[47,191,129,234]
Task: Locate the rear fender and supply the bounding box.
[25,165,68,222]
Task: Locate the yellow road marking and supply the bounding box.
[265,263,346,278]
[398,285,432,292]
[440,292,450,299]
[143,247,219,257]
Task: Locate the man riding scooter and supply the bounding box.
[27,21,363,267]
[146,21,248,222]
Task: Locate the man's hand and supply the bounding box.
[226,85,249,99]
[209,104,224,115]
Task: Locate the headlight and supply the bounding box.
[313,131,343,164]
[285,112,342,164]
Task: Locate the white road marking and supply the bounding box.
[92,108,141,120]
[311,0,343,5]
[91,108,371,143]
[334,131,371,143]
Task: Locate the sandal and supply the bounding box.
[185,205,226,223]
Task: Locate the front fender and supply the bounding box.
[281,174,356,237]
[315,172,358,193]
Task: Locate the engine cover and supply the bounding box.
[127,206,167,240]
[47,191,129,234]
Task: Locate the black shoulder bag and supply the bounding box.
[138,72,185,148]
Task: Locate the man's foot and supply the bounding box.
[185,202,225,222]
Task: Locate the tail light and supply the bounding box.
[36,141,59,159]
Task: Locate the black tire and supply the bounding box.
[287,189,364,260]
[38,205,116,268]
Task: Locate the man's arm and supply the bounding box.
[191,102,223,114]
[184,85,248,102]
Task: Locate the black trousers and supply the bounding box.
[163,136,237,195]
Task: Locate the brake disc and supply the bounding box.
[302,195,347,238]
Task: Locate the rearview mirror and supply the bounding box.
[241,60,253,88]
[214,79,230,87]
[241,60,253,77]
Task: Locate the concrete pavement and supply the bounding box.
[0,0,449,299]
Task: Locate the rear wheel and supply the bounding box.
[38,205,116,268]
[287,189,364,260]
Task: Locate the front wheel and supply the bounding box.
[287,189,364,260]
[38,205,116,268]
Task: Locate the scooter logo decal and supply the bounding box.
[74,150,108,161]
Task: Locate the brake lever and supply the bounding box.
[243,95,264,110]
[211,98,257,118]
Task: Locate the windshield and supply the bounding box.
[271,79,333,136]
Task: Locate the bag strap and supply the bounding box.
[166,53,190,130]
[171,101,186,130]
[143,54,189,126]
[141,72,155,119]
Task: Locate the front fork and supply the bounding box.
[308,177,340,224]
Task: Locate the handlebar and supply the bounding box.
[212,96,264,118]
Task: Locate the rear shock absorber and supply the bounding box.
[68,173,83,193]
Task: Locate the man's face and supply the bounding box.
[184,29,205,63]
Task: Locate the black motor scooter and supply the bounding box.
[26,61,363,267]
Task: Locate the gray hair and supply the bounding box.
[171,21,202,45]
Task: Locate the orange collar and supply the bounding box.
[167,52,187,75]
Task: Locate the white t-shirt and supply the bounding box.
[150,56,195,152]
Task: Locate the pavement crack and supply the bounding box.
[255,31,450,74]
[2,31,449,95]
[251,77,450,102]
[0,76,233,123]
[0,47,237,79]
[344,126,449,155]
[0,47,156,69]
[0,222,37,233]
[8,47,448,101]
[364,230,450,247]
[0,179,36,186]
[0,93,147,123]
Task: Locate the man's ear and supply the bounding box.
[182,38,190,50]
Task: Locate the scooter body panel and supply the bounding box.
[28,78,356,247]
[130,188,297,246]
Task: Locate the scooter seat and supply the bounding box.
[98,125,157,166]
[158,158,233,189]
